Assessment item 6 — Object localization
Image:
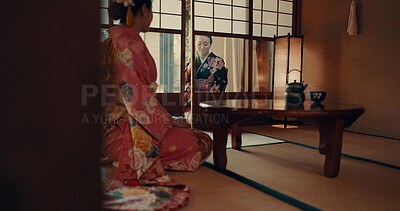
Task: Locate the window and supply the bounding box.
[192,0,298,93]
[194,0,250,35]
[99,0,300,94]
[143,33,182,93]
[151,0,182,30]
[253,0,294,37]
[99,0,185,94]
[193,0,296,38]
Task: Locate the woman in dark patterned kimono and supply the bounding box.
[184,35,228,115]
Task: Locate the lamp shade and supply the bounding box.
[273,33,304,98]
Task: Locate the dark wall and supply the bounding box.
[0,1,102,210]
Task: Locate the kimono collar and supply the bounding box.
[109,26,140,41]
[199,52,211,64]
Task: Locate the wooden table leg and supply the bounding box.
[212,122,228,169]
[318,131,327,155]
[231,123,242,150]
[318,118,345,178]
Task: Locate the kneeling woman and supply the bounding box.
[100,0,212,209]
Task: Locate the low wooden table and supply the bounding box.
[199,99,365,178]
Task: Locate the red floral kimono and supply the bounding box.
[100,26,212,210]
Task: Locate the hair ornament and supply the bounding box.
[126,5,135,26]
[114,0,136,26]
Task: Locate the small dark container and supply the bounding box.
[308,91,326,105]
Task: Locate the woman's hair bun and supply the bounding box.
[107,0,153,24]
[108,2,128,21]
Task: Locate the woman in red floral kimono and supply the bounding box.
[100,1,212,210]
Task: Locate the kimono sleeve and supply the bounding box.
[214,57,228,92]
[112,43,173,141]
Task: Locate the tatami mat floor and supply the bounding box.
[203,125,400,210]
[102,125,400,210]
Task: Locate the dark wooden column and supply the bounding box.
[0,1,102,210]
